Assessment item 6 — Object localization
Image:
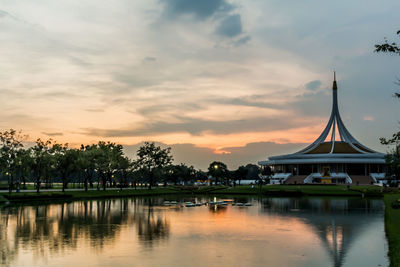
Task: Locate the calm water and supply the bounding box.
[0,196,388,267]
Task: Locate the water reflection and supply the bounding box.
[0,198,170,266]
[259,198,385,267]
[0,197,387,267]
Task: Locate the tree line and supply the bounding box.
[0,129,271,193]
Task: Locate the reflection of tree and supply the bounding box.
[260,197,384,267]
[133,198,170,245]
[0,209,18,267]
[208,204,227,214]
[0,198,170,266]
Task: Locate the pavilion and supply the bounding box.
[259,72,386,185]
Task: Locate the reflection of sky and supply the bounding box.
[0,197,388,267]
[0,1,399,169]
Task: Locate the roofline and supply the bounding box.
[269,152,385,160]
[259,157,386,165]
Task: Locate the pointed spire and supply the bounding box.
[332,70,337,90]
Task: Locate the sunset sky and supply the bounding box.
[0,0,399,169]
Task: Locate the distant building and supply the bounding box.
[259,72,386,185]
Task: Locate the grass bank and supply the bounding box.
[214,184,384,197]
[384,193,400,267]
[0,185,384,203]
[0,186,227,203]
[0,195,7,204]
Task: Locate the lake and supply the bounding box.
[0,196,388,267]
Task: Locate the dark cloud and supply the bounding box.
[38,91,80,99]
[0,9,19,21]
[114,73,160,89]
[41,132,64,137]
[136,102,203,116]
[143,56,157,62]
[82,115,303,137]
[215,14,243,37]
[214,97,281,109]
[160,0,233,19]
[0,9,7,17]
[123,141,307,170]
[305,80,322,91]
[233,35,251,46]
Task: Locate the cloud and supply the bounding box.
[305,80,322,91]
[82,115,304,137]
[213,96,281,109]
[41,132,64,136]
[215,14,243,37]
[136,102,203,116]
[160,0,233,19]
[233,35,251,46]
[0,9,21,22]
[143,56,157,63]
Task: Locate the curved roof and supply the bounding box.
[305,142,375,154]
[260,72,385,165]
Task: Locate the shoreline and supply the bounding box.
[0,184,387,203]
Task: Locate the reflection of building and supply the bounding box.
[259,72,385,184]
[260,197,385,267]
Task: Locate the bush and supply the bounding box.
[392,199,400,209]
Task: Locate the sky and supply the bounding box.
[0,0,399,170]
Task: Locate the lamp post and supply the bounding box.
[214,164,218,185]
[5,172,11,193]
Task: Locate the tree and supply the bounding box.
[375,30,400,98]
[15,148,33,191]
[376,29,400,180]
[233,166,248,186]
[95,141,124,190]
[163,164,180,185]
[195,169,208,184]
[31,138,54,193]
[115,156,132,190]
[207,161,228,185]
[78,144,100,191]
[245,164,261,180]
[53,143,80,192]
[260,165,273,186]
[134,142,173,189]
[380,134,400,180]
[0,129,26,193]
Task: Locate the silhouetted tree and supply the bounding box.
[53,143,80,192]
[0,129,25,193]
[134,142,173,189]
[207,161,228,185]
[96,141,124,190]
[15,148,33,190]
[31,138,54,192]
[233,166,248,186]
